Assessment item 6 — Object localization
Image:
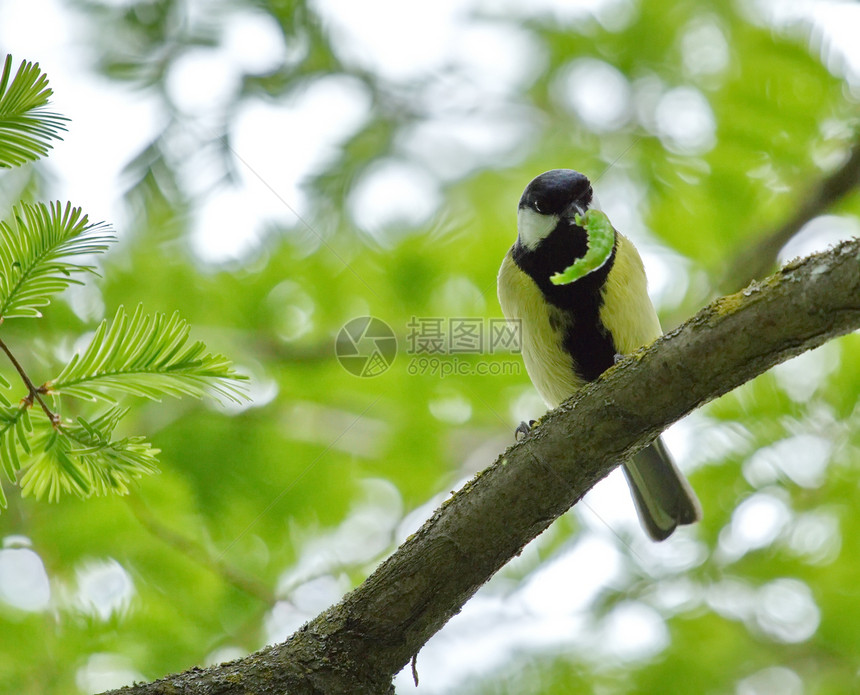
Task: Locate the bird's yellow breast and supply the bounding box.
[497,250,583,408]
[599,233,662,353]
[497,232,661,409]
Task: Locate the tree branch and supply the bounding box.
[721,137,860,292]
[104,238,860,695]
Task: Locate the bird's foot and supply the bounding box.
[515,419,537,442]
[613,352,625,364]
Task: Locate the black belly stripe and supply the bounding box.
[512,221,618,382]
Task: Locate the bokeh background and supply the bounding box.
[1,0,860,693]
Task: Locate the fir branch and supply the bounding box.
[0,201,114,320]
[0,303,245,508]
[48,304,249,404]
[0,55,68,167]
[19,407,160,503]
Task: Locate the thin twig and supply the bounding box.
[127,495,276,606]
[0,336,58,424]
[721,136,860,292]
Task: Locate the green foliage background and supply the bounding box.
[1,1,859,693]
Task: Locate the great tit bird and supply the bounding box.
[498,169,701,541]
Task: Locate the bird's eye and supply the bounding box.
[534,202,542,213]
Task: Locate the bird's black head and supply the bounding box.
[518,169,593,217]
[516,169,594,250]
[512,169,616,325]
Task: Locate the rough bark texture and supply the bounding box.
[104,238,860,695]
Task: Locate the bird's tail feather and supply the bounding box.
[622,437,701,541]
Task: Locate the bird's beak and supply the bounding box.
[562,201,586,220]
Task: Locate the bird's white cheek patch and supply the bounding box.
[517,208,559,249]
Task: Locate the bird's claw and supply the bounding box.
[514,419,537,442]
